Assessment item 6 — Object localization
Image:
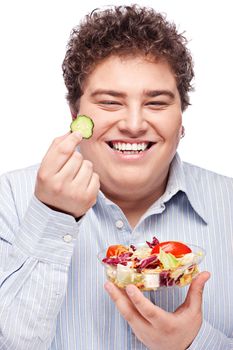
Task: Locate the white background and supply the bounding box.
[0,0,232,176]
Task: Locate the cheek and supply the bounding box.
[78,143,97,167]
[155,114,182,140]
[79,108,115,138]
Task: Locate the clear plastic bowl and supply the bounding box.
[98,243,206,291]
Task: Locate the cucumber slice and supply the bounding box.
[70,115,94,139]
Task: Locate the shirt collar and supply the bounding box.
[97,153,208,224]
[160,153,208,224]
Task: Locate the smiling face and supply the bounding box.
[74,55,182,203]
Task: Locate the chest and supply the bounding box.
[52,205,233,349]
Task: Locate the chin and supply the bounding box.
[113,177,149,192]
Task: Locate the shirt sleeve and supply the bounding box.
[0,173,81,350]
[188,319,233,350]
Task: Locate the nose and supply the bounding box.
[117,107,148,136]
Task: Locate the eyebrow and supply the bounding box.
[90,89,175,99]
[144,89,175,99]
[90,89,127,98]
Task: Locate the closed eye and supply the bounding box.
[97,100,123,111]
[145,101,169,110]
[99,100,122,105]
[145,101,167,105]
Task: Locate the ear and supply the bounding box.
[180,125,185,138]
[69,104,78,120]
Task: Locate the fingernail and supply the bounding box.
[126,285,135,296]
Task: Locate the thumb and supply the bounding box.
[184,271,210,312]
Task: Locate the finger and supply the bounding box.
[41,131,82,174]
[56,151,83,181]
[125,284,167,324]
[45,131,71,154]
[86,172,100,197]
[72,160,94,188]
[184,271,210,313]
[104,281,148,326]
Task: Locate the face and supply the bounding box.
[74,55,182,201]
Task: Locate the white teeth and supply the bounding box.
[112,142,149,151]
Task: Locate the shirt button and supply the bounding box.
[115,220,124,229]
[63,234,73,243]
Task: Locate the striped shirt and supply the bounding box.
[0,153,232,350]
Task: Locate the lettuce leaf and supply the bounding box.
[158,248,180,270]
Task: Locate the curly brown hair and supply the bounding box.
[62,5,194,111]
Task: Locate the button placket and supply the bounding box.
[63,234,73,243]
[115,220,124,229]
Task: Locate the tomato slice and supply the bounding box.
[106,244,129,258]
[151,241,192,257]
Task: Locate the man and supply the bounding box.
[0,5,232,350]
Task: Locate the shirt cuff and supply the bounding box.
[187,319,232,350]
[14,195,81,266]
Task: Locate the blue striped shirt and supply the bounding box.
[0,153,232,350]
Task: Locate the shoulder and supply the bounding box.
[182,161,233,199]
[181,161,233,225]
[183,161,233,184]
[1,164,39,183]
[0,164,40,201]
[2,163,40,176]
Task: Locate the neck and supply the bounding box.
[102,175,168,229]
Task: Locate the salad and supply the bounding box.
[100,237,205,291]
